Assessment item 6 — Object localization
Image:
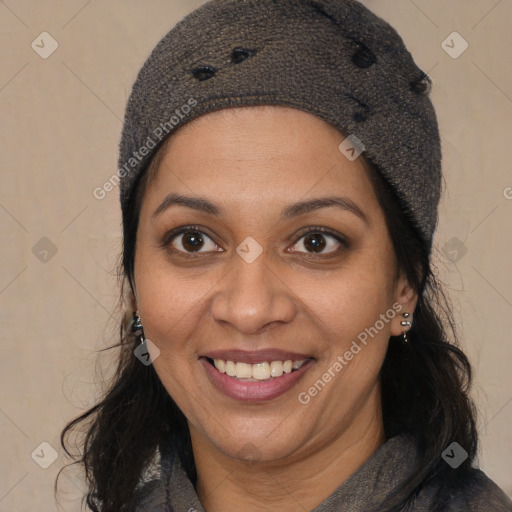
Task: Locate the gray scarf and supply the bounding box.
[129,434,512,511]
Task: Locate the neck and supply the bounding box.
[190,391,385,512]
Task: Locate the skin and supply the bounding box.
[133,105,418,512]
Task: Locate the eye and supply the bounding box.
[165,225,222,255]
[289,227,347,256]
[162,225,347,258]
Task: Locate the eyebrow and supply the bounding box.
[152,193,369,225]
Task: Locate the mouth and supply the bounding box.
[203,357,310,381]
[199,350,315,402]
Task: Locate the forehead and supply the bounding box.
[140,105,380,222]
[164,105,350,162]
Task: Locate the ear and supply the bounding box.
[389,273,418,337]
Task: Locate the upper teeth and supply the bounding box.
[213,359,308,380]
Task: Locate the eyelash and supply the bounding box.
[160,224,348,259]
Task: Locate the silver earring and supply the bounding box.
[400,312,412,343]
[131,311,145,345]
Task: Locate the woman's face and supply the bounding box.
[133,106,417,464]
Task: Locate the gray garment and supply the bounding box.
[118,0,442,254]
[129,435,512,511]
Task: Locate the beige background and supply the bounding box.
[1,0,511,510]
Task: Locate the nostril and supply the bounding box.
[351,41,377,68]
[192,65,217,81]
[232,47,257,64]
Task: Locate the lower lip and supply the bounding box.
[200,358,314,402]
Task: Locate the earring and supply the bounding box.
[400,312,412,343]
[131,311,145,345]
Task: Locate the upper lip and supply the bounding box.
[201,349,314,364]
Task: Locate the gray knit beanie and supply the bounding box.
[118,0,442,254]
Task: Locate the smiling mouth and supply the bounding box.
[204,357,311,381]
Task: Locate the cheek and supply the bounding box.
[297,263,394,418]
[302,253,395,346]
[134,248,212,348]
[135,261,207,415]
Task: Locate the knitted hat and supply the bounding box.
[118,0,441,254]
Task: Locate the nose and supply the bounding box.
[210,250,297,335]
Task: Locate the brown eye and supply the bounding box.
[166,227,220,254]
[290,228,346,256]
[303,233,327,253]
[180,231,206,252]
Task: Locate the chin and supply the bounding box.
[209,428,306,465]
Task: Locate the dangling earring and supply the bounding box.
[400,312,412,343]
[131,311,160,365]
[131,311,145,345]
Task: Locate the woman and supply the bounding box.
[59,0,512,510]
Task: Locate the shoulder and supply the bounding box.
[124,479,174,512]
[415,467,512,511]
